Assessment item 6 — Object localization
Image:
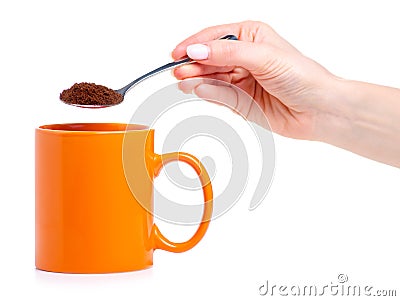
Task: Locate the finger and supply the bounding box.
[177,76,231,94]
[194,82,255,117]
[174,64,234,80]
[194,83,238,110]
[197,73,233,83]
[186,39,274,73]
[196,83,271,129]
[177,78,204,94]
[172,23,242,60]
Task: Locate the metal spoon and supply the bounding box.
[63,34,238,108]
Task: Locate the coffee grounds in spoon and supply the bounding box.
[60,82,123,106]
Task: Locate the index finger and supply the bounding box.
[171,22,242,60]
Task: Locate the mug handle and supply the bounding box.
[151,152,213,252]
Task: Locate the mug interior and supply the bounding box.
[39,123,148,132]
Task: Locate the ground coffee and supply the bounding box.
[60,82,123,106]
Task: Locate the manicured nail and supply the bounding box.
[186,44,209,60]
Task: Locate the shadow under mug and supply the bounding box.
[35,123,213,273]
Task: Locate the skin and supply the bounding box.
[171,21,400,168]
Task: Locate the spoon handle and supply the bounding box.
[116,34,238,96]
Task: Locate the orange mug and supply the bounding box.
[35,123,213,273]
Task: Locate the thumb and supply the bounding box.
[186,40,270,72]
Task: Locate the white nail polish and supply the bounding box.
[186,44,209,60]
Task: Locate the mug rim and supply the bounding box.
[36,123,150,134]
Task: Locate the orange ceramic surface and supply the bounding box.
[35,123,213,273]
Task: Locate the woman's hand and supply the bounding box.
[172,20,337,140]
[172,21,400,167]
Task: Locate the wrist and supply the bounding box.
[313,77,400,167]
[312,77,359,145]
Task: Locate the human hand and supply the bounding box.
[172,21,400,167]
[172,21,338,140]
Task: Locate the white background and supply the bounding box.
[1,0,399,300]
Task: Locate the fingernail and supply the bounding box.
[186,44,209,60]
